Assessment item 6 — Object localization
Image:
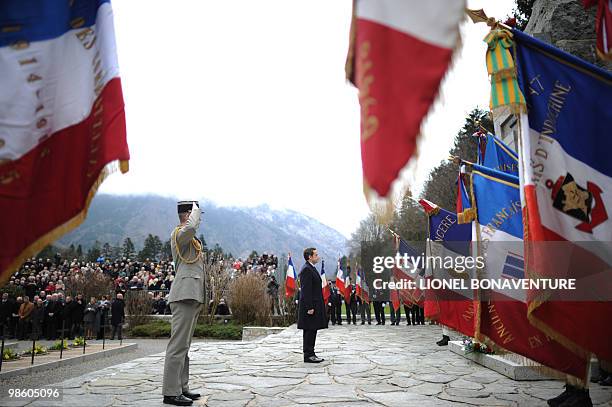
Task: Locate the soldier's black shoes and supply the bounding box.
[182,391,201,400]
[558,389,592,407]
[304,356,324,363]
[547,386,592,407]
[600,375,612,386]
[436,335,450,346]
[546,384,594,407]
[163,395,193,406]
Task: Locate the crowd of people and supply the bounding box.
[232,252,279,275]
[0,252,427,341]
[0,291,126,341]
[0,251,287,340]
[324,283,425,326]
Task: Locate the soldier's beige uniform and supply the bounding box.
[162,204,205,397]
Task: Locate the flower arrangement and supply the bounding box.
[49,339,69,351]
[2,348,20,361]
[72,336,85,347]
[22,344,48,356]
[462,337,495,355]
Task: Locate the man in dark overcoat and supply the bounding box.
[297,247,328,363]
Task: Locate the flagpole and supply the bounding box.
[465,8,513,31]
[448,156,475,167]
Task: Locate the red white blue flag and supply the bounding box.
[515,28,612,362]
[285,256,297,298]
[0,0,129,285]
[320,259,330,304]
[347,0,465,202]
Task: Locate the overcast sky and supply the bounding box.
[99,0,516,238]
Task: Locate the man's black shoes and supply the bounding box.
[436,335,450,346]
[304,356,324,363]
[183,391,201,400]
[163,394,193,406]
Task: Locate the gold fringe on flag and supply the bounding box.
[0,159,129,288]
[457,207,476,224]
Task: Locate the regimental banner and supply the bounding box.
[471,164,590,381]
[392,235,424,307]
[514,27,612,362]
[0,0,130,285]
[424,204,476,338]
[347,0,465,202]
[480,133,519,176]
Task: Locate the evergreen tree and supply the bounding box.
[198,234,207,251]
[76,244,83,260]
[421,108,492,212]
[86,244,102,263]
[37,244,57,260]
[138,234,163,261]
[162,239,172,261]
[212,243,224,260]
[102,242,112,259]
[122,237,135,259]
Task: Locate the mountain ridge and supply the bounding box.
[58,194,348,270]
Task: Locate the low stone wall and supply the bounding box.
[242,327,285,341]
[0,343,137,379]
[448,341,551,381]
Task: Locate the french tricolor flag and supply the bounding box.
[320,260,330,305]
[514,28,612,361]
[0,0,129,283]
[348,0,465,201]
[335,260,346,301]
[285,255,297,298]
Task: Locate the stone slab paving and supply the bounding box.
[0,324,610,406]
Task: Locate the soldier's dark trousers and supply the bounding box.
[360,302,371,323]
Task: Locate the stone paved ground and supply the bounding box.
[1,324,611,407]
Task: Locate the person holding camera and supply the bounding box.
[162,201,205,406]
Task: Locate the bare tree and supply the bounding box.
[202,257,233,325]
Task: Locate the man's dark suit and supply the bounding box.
[297,262,328,358]
[329,287,342,325]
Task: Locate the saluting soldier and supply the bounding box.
[162,201,205,406]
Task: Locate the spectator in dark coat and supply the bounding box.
[216,298,230,315]
[31,299,45,340]
[72,294,85,338]
[44,293,60,339]
[63,296,76,339]
[24,277,37,300]
[10,297,22,338]
[96,296,110,339]
[110,294,125,340]
[0,293,13,335]
[83,297,98,339]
